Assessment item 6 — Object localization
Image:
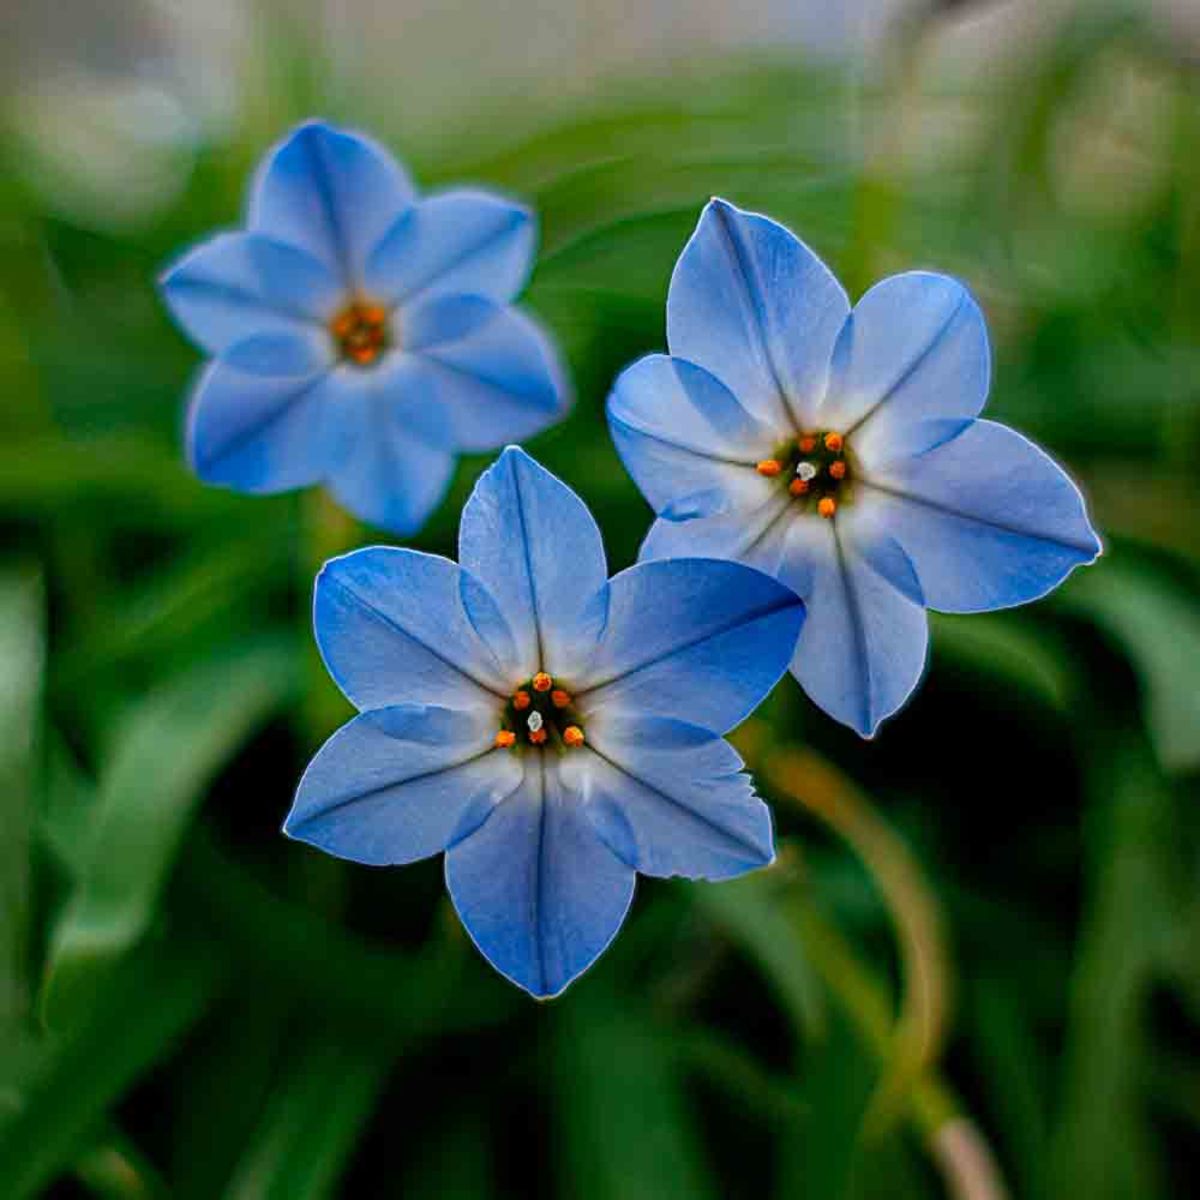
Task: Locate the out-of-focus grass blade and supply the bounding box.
[764,749,951,1138]
[1057,553,1200,771]
[0,939,220,1199]
[41,637,298,1030]
[553,984,717,1200]
[0,570,43,1036]
[403,1112,495,1199]
[73,1122,169,1200]
[1045,732,1174,1198]
[931,612,1075,713]
[224,1030,390,1200]
[692,869,824,1040]
[52,535,290,697]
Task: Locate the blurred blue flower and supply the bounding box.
[285,447,803,997]
[159,120,568,533]
[608,198,1102,737]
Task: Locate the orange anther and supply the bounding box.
[824,432,843,452]
[789,478,809,497]
[563,725,586,748]
[361,304,387,325]
[332,312,354,337]
[551,689,571,708]
[798,436,816,453]
[828,460,847,480]
[818,497,837,518]
[532,672,553,692]
[350,345,377,364]
[528,727,548,745]
[756,459,782,477]
[512,690,531,710]
[495,730,516,748]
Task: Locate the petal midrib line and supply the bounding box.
[509,460,547,667]
[841,290,968,440]
[585,742,766,863]
[302,129,355,286]
[858,476,1099,556]
[831,522,873,734]
[293,742,500,825]
[576,593,798,701]
[608,411,760,469]
[324,573,508,698]
[397,215,524,309]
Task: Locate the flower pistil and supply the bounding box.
[764,431,851,518]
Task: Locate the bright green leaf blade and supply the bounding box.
[0,570,44,1035]
[41,638,299,1029]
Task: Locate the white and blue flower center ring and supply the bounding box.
[755,430,851,519]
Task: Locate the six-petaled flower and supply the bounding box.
[284,447,805,998]
[608,198,1102,737]
[159,119,568,533]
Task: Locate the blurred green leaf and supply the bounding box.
[224,1029,391,1200]
[1058,552,1200,771]
[0,570,43,1035]
[41,638,299,1029]
[554,984,716,1200]
[1046,731,1176,1198]
[930,611,1075,713]
[0,939,221,1199]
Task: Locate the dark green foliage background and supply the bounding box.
[2,6,1199,1197]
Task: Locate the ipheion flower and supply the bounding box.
[285,447,805,998]
[608,198,1102,737]
[159,119,568,534]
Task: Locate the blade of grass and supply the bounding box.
[41,637,299,1030]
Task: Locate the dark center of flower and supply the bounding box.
[330,300,390,367]
[756,431,852,518]
[494,672,586,751]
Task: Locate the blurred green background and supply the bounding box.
[2,0,1199,1196]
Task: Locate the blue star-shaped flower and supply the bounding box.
[159,120,568,533]
[284,447,804,997]
[608,199,1102,737]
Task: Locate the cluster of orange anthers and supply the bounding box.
[330,300,389,366]
[756,431,847,519]
[495,673,585,749]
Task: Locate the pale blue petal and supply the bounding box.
[862,419,1102,613]
[820,272,990,465]
[607,354,776,519]
[578,557,804,734]
[666,198,849,430]
[364,189,535,307]
[219,329,333,377]
[567,715,773,880]
[445,761,635,998]
[159,231,342,356]
[638,494,797,580]
[458,447,608,681]
[779,516,928,737]
[248,119,416,284]
[186,359,344,493]
[321,357,457,534]
[314,547,515,714]
[285,705,522,866]
[401,295,568,452]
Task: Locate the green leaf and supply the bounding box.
[0,570,44,1034]
[1057,553,1200,771]
[931,611,1075,713]
[223,1030,391,1200]
[553,984,717,1200]
[40,638,299,1029]
[1046,732,1176,1198]
[0,940,220,1199]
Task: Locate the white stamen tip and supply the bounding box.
[527,711,544,733]
[796,461,817,481]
